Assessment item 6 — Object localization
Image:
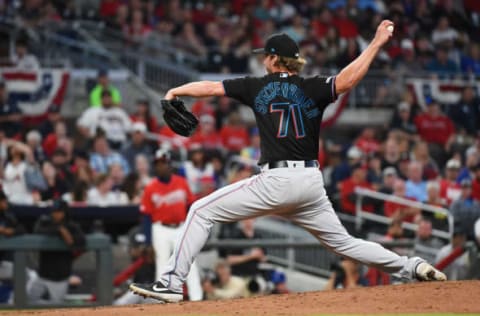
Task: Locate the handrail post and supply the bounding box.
[13,251,27,308]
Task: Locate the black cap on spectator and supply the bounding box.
[0,190,7,201]
[252,33,300,59]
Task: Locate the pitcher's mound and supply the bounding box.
[13,280,480,315]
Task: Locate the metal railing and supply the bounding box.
[0,233,112,308]
[354,187,453,241]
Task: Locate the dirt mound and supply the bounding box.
[11,280,480,316]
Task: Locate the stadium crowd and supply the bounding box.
[0,0,479,303]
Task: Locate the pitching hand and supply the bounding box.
[373,20,394,47]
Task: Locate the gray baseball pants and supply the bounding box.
[160,164,423,292]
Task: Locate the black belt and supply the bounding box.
[265,160,319,169]
[158,222,183,228]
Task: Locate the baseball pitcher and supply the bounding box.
[130,20,446,302]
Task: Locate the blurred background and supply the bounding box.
[0,0,479,308]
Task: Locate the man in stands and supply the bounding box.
[450,179,480,240]
[77,90,132,149]
[122,122,155,170]
[438,159,461,206]
[339,164,374,215]
[89,134,130,176]
[89,69,122,107]
[413,98,455,160]
[405,161,428,202]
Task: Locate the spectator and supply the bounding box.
[380,138,401,171]
[40,161,68,202]
[431,16,459,46]
[384,179,419,222]
[108,163,126,190]
[460,43,480,75]
[405,161,428,202]
[10,39,39,70]
[3,141,36,204]
[354,127,380,155]
[89,135,130,175]
[218,219,267,280]
[39,104,62,138]
[240,127,261,162]
[381,219,410,256]
[379,167,397,195]
[122,122,155,170]
[202,260,249,300]
[121,173,142,204]
[331,146,364,191]
[425,46,458,75]
[439,159,462,205]
[269,0,296,24]
[389,101,417,137]
[457,147,479,182]
[26,130,46,163]
[140,148,202,301]
[413,219,444,264]
[450,179,480,239]
[0,81,22,138]
[28,200,85,304]
[134,154,153,188]
[411,141,439,180]
[414,99,455,149]
[87,174,128,206]
[324,258,368,290]
[77,90,132,148]
[339,164,374,215]
[62,181,89,206]
[448,86,479,135]
[435,227,470,280]
[42,121,68,158]
[50,148,74,190]
[180,146,216,200]
[89,69,122,107]
[189,114,222,150]
[220,111,250,153]
[130,100,158,133]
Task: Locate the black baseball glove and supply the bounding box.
[161,99,199,137]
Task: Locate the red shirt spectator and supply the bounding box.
[413,101,455,146]
[384,179,419,222]
[42,121,68,158]
[158,125,189,148]
[354,127,380,155]
[220,112,250,152]
[339,166,374,214]
[332,7,358,38]
[188,114,222,150]
[439,159,462,205]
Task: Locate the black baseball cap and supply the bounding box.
[252,33,300,59]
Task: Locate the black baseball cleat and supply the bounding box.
[129,281,183,302]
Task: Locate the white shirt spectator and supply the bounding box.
[2,161,33,204]
[432,28,458,45]
[77,107,132,143]
[11,54,40,70]
[86,188,129,207]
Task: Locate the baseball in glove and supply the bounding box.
[161,99,199,137]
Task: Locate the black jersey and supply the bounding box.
[223,72,337,165]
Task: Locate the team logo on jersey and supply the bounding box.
[151,190,187,207]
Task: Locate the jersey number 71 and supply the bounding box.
[270,102,305,139]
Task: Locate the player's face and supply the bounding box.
[263,54,277,73]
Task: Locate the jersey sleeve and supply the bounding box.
[304,76,337,109]
[222,77,258,107]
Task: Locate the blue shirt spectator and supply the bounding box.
[426,47,458,76]
[89,135,130,175]
[405,161,427,202]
